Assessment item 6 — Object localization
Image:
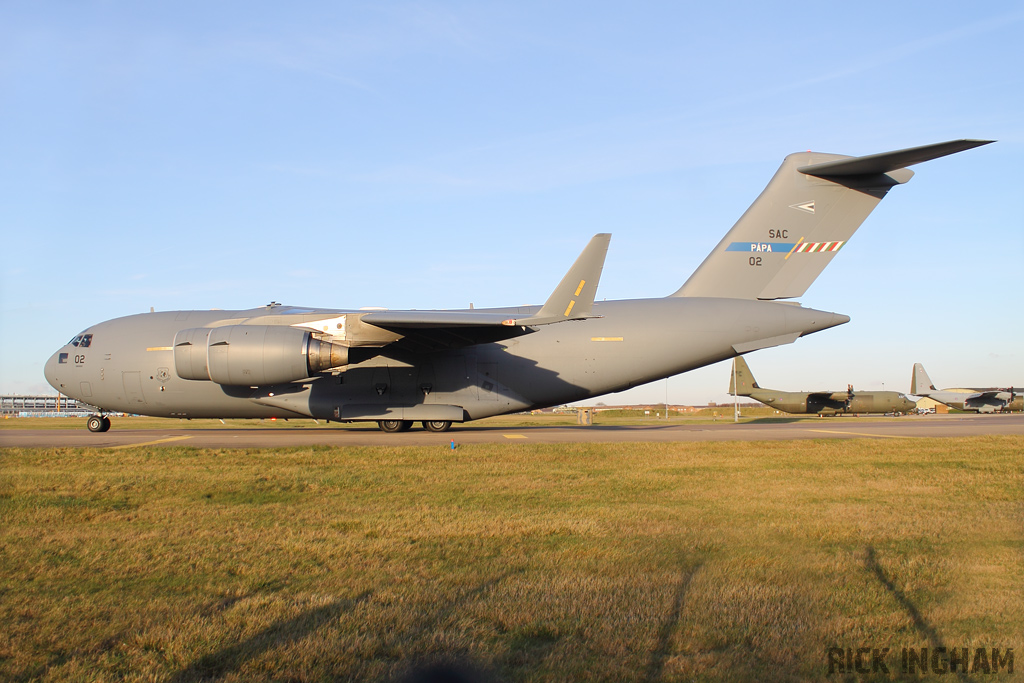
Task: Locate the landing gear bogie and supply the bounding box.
[422,420,452,433]
[378,420,414,433]
[87,415,111,433]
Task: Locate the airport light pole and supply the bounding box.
[733,358,739,423]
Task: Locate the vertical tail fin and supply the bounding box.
[673,140,993,300]
[729,355,759,396]
[911,363,936,395]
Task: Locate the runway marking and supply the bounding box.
[809,429,906,439]
[503,434,527,439]
[110,435,192,449]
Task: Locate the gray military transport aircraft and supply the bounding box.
[911,363,1018,413]
[729,355,915,415]
[45,140,991,433]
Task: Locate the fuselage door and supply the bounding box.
[122,371,147,405]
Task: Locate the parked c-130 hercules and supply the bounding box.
[45,140,991,433]
[729,355,916,415]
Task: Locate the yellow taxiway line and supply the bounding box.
[110,435,192,449]
[809,429,905,439]
[503,434,527,439]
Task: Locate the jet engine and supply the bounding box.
[173,325,348,385]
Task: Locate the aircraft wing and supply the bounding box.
[361,311,523,328]
[805,392,850,405]
[965,390,1013,402]
[358,312,534,352]
[359,233,611,351]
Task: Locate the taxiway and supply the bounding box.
[2,414,1021,449]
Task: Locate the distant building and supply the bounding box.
[1,395,96,417]
[914,396,949,413]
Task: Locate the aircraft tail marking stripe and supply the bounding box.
[574,280,586,296]
[591,337,624,342]
[564,300,576,317]
[794,241,845,254]
[146,346,173,351]
[784,237,805,260]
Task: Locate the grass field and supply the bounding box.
[2,436,1021,681]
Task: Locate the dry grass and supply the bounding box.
[1,436,1021,681]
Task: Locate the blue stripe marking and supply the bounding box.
[726,242,795,253]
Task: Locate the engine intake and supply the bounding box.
[173,325,348,385]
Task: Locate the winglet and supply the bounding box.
[516,233,610,325]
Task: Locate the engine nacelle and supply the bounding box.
[173,325,348,385]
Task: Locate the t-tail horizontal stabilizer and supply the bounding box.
[673,139,993,301]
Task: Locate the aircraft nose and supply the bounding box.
[44,350,63,392]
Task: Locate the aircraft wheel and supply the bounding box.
[378,420,410,433]
[100,416,111,432]
[422,420,452,433]
[87,415,105,432]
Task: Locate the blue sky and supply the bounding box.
[2,2,1022,404]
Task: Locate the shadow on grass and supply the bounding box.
[9,650,71,683]
[863,546,968,683]
[644,561,703,683]
[386,570,522,682]
[170,591,371,682]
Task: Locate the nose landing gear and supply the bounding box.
[87,415,111,432]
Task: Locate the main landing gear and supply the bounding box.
[376,420,453,433]
[377,420,413,433]
[87,415,111,432]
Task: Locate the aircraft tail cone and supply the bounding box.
[825,312,851,329]
[789,308,850,337]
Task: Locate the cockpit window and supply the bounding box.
[68,333,93,348]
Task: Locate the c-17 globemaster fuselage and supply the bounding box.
[44,139,991,432]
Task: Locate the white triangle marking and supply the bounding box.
[790,201,815,214]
